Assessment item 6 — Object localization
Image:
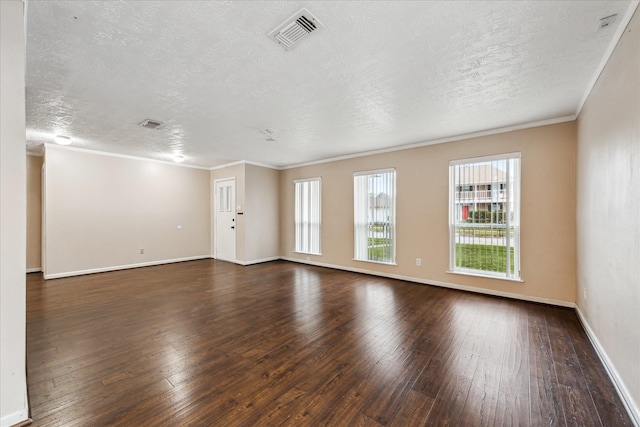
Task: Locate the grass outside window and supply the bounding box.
[455,243,515,274]
[367,237,393,262]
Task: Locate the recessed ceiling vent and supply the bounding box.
[597,14,617,30]
[268,8,323,50]
[138,119,165,130]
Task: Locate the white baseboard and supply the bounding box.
[211,256,281,266]
[0,408,29,427]
[236,256,280,266]
[575,306,640,426]
[43,255,211,279]
[26,267,41,273]
[280,256,575,308]
[43,254,576,308]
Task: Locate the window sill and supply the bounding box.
[293,251,322,256]
[446,270,523,283]
[354,259,398,266]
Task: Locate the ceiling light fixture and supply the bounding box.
[54,135,72,145]
[173,155,184,163]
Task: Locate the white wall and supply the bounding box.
[43,146,211,278]
[0,1,30,425]
[244,164,280,262]
[576,7,640,423]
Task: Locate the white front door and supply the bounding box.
[215,178,236,262]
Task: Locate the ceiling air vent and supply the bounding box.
[268,8,323,50]
[138,119,165,130]
[597,14,617,30]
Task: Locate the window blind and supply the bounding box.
[354,169,396,264]
[294,178,321,254]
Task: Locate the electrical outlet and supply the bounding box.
[583,289,587,300]
[416,258,422,266]
[306,256,310,262]
[140,249,144,255]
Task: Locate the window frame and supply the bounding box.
[294,177,322,256]
[353,168,397,265]
[448,153,522,281]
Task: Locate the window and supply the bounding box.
[354,169,396,264]
[449,153,521,280]
[294,178,321,255]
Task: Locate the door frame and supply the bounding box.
[213,177,236,262]
[41,161,47,276]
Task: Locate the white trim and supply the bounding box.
[353,259,398,267]
[446,270,524,283]
[282,115,575,170]
[245,160,280,170]
[44,143,210,170]
[449,151,521,166]
[353,167,396,177]
[39,114,578,172]
[576,2,639,117]
[293,176,322,184]
[575,306,640,426]
[43,255,210,280]
[209,160,280,171]
[210,256,239,263]
[22,0,28,43]
[280,256,574,308]
[26,267,41,273]
[0,409,30,427]
[235,256,280,266]
[209,160,246,171]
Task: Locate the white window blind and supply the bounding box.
[294,178,321,255]
[354,169,396,264]
[449,153,521,279]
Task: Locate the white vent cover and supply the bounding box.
[138,119,165,130]
[268,8,323,50]
[597,14,617,30]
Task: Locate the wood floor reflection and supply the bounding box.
[26,260,631,426]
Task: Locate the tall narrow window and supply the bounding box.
[354,169,396,264]
[449,153,521,279]
[294,178,321,255]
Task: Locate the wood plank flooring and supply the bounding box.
[26,260,631,426]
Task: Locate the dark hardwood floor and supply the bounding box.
[26,260,631,426]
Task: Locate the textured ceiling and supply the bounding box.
[25,1,637,168]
